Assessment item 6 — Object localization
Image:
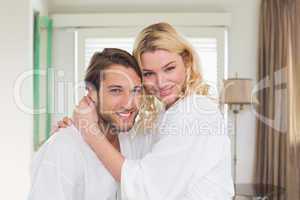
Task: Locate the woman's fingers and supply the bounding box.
[63,117,73,126]
[79,97,90,108]
[57,120,63,128]
[50,117,72,135]
[73,96,99,133]
[84,95,96,109]
[75,98,89,114]
[58,120,68,128]
[75,96,96,116]
[84,95,92,105]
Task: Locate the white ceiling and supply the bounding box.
[48,0,237,13]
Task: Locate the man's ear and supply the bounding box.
[86,85,98,103]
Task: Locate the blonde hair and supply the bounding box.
[133,22,209,130]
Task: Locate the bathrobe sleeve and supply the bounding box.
[120,96,229,200]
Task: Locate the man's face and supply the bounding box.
[89,64,142,133]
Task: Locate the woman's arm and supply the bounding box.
[88,133,124,182]
[76,95,231,200]
[73,96,124,182]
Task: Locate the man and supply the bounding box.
[28,48,143,200]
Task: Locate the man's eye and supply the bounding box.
[143,72,154,77]
[110,89,122,94]
[165,66,175,72]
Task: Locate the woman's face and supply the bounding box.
[140,49,187,107]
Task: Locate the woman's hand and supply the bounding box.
[51,117,73,134]
[73,96,105,143]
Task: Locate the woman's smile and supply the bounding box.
[159,85,175,98]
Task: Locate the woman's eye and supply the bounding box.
[133,87,142,95]
[165,66,175,72]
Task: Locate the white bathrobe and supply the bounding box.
[28,125,118,200]
[27,121,155,200]
[28,94,234,200]
[119,94,235,200]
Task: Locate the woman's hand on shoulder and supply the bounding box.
[51,117,73,134]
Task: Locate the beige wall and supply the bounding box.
[0,0,49,199]
[0,0,33,199]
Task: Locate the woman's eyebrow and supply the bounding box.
[133,85,143,89]
[161,61,176,69]
[143,61,176,71]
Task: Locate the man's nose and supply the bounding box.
[122,92,135,110]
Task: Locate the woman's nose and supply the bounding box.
[157,73,168,89]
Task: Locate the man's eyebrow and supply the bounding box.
[142,69,153,72]
[107,85,122,89]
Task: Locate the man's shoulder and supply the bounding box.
[30,126,85,189]
[34,126,83,160]
[46,126,81,147]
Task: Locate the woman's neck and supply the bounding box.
[165,96,181,110]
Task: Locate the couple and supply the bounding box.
[28,22,234,200]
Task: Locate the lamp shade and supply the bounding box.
[221,78,253,104]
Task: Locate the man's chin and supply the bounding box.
[110,123,134,133]
[116,125,134,133]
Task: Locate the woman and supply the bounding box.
[60,22,234,200]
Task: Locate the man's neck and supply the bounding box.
[99,122,120,150]
[106,130,120,152]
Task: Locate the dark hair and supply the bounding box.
[84,48,142,91]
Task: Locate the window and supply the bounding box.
[85,38,135,67]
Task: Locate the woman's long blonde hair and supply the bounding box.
[133,22,209,131]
